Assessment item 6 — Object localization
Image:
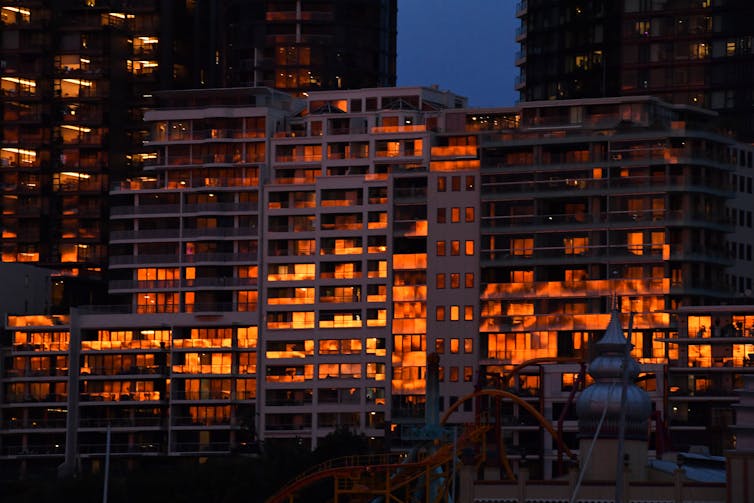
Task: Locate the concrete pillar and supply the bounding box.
[425,352,440,429]
[58,307,80,478]
[567,461,579,496]
[726,453,754,503]
[457,448,476,503]
[674,467,684,503]
[517,463,528,503]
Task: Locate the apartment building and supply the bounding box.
[663,305,754,453]
[726,149,754,296]
[0,1,397,294]
[1,87,751,477]
[212,0,397,92]
[515,0,754,141]
[0,1,190,278]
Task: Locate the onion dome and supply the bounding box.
[575,309,652,440]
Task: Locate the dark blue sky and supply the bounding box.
[397,1,519,107]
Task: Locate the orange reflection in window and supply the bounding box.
[430,160,480,171]
[237,326,257,348]
[511,238,534,256]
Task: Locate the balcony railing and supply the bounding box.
[109,253,257,266]
[370,125,426,134]
[108,277,259,290]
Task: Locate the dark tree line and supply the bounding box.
[1,428,371,503]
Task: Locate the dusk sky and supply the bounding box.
[397,1,519,107]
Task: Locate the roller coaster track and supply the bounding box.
[267,358,584,503]
[265,423,491,503]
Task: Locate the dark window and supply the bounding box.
[451,176,461,191]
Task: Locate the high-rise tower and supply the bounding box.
[0,1,397,303]
[515,0,754,141]
[195,0,397,93]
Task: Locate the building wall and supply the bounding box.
[516,1,754,141]
[0,1,397,284]
[0,263,54,315]
[726,151,754,300]
[1,87,751,475]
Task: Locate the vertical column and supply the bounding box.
[58,307,80,478]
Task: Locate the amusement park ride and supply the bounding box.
[265,356,592,503]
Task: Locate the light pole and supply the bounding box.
[102,423,111,503]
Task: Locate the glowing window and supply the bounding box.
[450,338,460,353]
[511,238,533,256]
[436,273,446,289]
[435,338,445,354]
[628,232,644,255]
[465,240,475,256]
[651,231,665,253]
[564,237,588,255]
[450,241,460,256]
[635,20,650,36]
[511,269,533,282]
[565,269,588,282]
[366,309,387,327]
[449,367,459,382]
[450,273,460,289]
[507,303,534,315]
[691,42,709,59]
[450,306,460,321]
[367,260,387,278]
[237,291,258,312]
[436,241,446,256]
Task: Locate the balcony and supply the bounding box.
[265,10,297,21]
[110,204,180,216]
[109,252,258,268]
[274,154,322,163]
[110,229,180,241]
[370,125,426,134]
[3,417,67,430]
[78,417,163,429]
[481,278,670,300]
[181,227,258,238]
[430,145,477,158]
[481,174,731,199]
[393,186,426,201]
[171,442,233,454]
